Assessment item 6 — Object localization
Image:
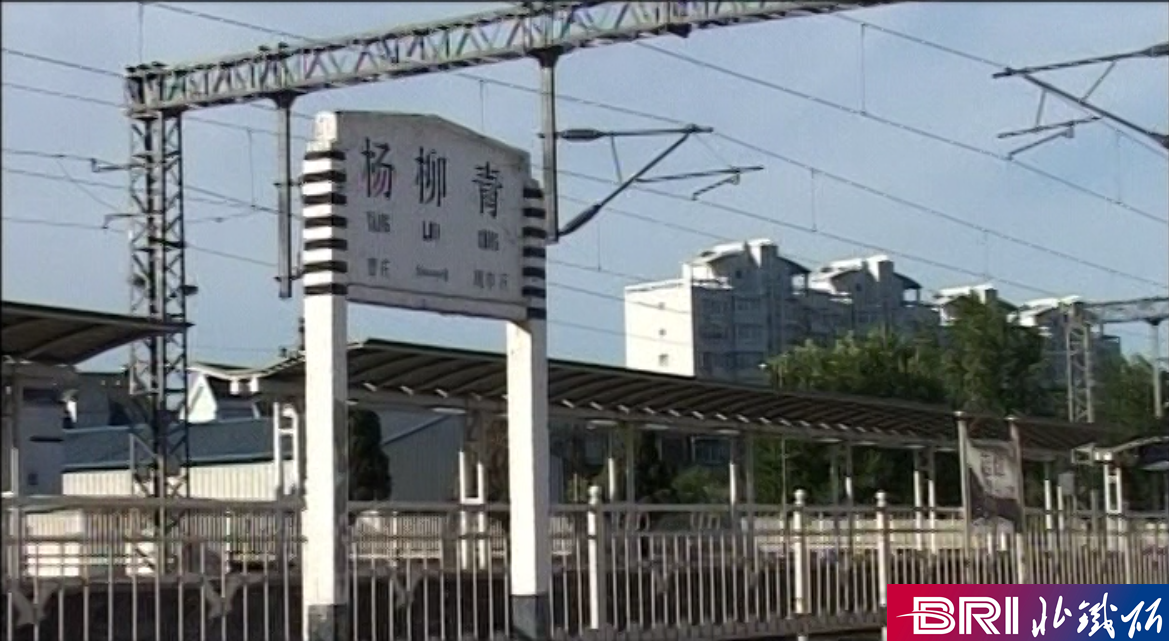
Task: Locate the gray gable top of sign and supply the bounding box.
[312,110,532,168]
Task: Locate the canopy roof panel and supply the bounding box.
[1,300,187,367]
[207,338,1121,457]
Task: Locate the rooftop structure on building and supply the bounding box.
[625,240,938,383]
[623,241,1125,386]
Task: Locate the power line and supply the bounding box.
[551,163,1163,290]
[1,162,275,225]
[7,210,1152,350]
[9,139,1163,304]
[5,25,1162,299]
[829,13,1169,160]
[6,135,1164,337]
[0,212,701,349]
[633,41,1167,225]
[2,215,273,268]
[5,147,1154,346]
[6,169,1150,357]
[2,80,308,140]
[135,4,1169,223]
[5,67,1160,290]
[7,34,1167,241]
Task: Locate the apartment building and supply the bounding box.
[625,240,1124,391]
[624,239,937,383]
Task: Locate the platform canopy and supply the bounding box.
[196,338,1123,459]
[1083,435,1169,472]
[1,300,187,367]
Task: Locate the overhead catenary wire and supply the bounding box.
[0,152,1133,328]
[5,154,1156,350]
[6,33,1159,267]
[0,213,705,350]
[6,142,1163,294]
[829,12,1169,160]
[6,211,1154,352]
[631,41,1167,226]
[3,66,1161,290]
[134,3,1169,222]
[3,13,1163,313]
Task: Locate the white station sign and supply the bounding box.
[312,111,531,320]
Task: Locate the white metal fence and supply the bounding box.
[3,493,1167,640]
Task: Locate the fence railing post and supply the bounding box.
[587,485,608,632]
[792,489,809,641]
[1119,511,1133,585]
[876,491,889,641]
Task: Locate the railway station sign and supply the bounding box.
[311,110,531,321]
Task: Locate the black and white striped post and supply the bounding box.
[299,141,352,641]
[508,180,552,640]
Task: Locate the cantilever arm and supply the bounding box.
[558,128,702,238]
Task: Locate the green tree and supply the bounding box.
[939,296,1048,416]
[1094,354,1167,511]
[764,330,946,504]
[634,432,678,503]
[671,466,729,504]
[348,408,393,501]
[761,296,1051,506]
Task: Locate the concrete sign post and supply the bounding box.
[299,110,550,641]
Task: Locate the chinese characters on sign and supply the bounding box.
[415,147,447,206]
[1032,594,1162,639]
[361,138,395,199]
[979,450,1005,481]
[323,111,530,320]
[474,162,502,218]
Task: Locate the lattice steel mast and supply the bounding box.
[1066,297,1169,423]
[120,0,894,520]
[123,98,191,502]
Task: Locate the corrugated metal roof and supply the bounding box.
[2,300,187,366]
[200,339,1126,457]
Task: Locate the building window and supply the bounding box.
[692,437,731,465]
[735,298,761,313]
[26,472,39,487]
[699,352,714,371]
[736,325,761,341]
[737,352,765,369]
[699,324,726,340]
[658,328,667,337]
[658,354,670,367]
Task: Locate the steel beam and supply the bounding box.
[1064,305,1094,424]
[1064,297,1169,425]
[123,1,894,114]
[1082,296,1169,325]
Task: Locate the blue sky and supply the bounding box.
[3,2,1167,372]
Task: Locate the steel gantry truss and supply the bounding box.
[1065,296,1169,423]
[120,0,897,512]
